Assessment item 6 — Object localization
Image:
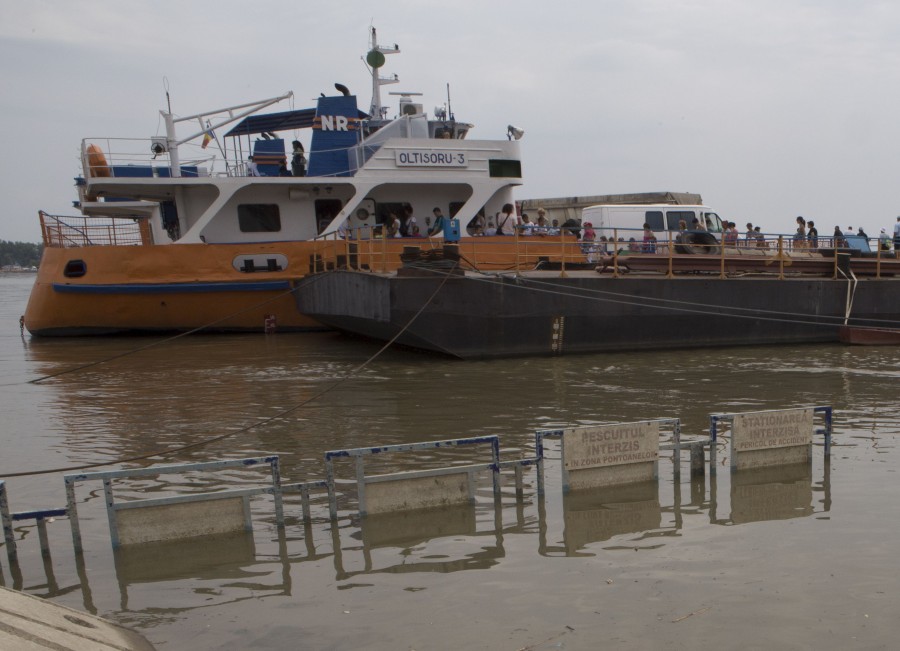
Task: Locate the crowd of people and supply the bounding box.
[788,216,900,251]
[695,216,900,252]
[353,202,900,254]
[383,205,450,238]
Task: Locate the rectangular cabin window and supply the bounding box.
[238,204,281,232]
[644,211,665,231]
[488,159,522,178]
[315,199,344,235]
[666,210,697,231]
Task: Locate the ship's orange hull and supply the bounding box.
[25,236,581,335]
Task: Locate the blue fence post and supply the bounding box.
[820,406,833,456]
[269,456,284,528]
[63,475,84,554]
[0,480,17,566]
[535,431,546,496]
[491,436,501,496]
[324,454,338,521]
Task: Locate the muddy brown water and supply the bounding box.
[1,273,899,650]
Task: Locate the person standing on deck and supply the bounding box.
[400,204,417,237]
[894,217,900,250]
[807,221,818,249]
[519,213,535,235]
[833,225,844,248]
[291,141,307,177]
[793,216,806,250]
[495,203,515,236]
[722,222,738,247]
[387,213,402,238]
[427,207,446,237]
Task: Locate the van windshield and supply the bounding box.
[704,212,723,233]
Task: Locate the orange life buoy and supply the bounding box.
[86,144,111,178]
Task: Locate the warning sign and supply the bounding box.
[733,409,813,452]
[564,421,659,471]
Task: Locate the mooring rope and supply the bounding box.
[447,256,900,329]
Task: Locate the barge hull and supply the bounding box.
[296,270,900,358]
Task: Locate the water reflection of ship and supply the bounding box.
[22,334,546,482]
[22,333,411,478]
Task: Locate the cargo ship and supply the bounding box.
[25,27,533,336]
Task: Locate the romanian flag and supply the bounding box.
[201,129,213,149]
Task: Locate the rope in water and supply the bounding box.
[0,264,458,478]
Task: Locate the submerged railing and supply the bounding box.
[39,211,151,248]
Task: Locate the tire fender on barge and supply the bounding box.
[675,231,720,255]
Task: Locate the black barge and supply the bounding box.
[294,248,900,359]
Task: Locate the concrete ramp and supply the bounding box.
[0,587,154,650]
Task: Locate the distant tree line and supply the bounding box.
[0,240,43,268]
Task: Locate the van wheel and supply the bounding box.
[675,232,720,255]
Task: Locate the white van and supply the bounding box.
[580,204,725,254]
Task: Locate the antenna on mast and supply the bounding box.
[164,77,172,114]
[364,26,400,119]
[446,83,453,121]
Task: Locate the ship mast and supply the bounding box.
[366,27,400,120]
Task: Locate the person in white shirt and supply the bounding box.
[496,203,516,235]
[519,213,535,235]
[387,213,402,238]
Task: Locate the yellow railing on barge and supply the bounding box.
[311,226,899,280]
[309,226,589,275]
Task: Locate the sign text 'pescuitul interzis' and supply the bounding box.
[564,422,660,470]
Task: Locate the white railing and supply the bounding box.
[80,137,217,179]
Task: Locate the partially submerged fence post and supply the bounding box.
[65,456,284,548]
[0,480,16,565]
[324,436,502,519]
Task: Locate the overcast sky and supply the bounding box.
[3,1,900,243]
